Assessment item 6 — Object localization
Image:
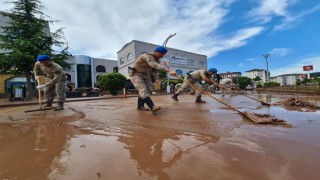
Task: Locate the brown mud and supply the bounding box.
[1,94,320,179]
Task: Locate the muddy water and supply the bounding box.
[1,94,320,179]
[250,91,320,105]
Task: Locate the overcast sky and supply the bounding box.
[1,0,320,76]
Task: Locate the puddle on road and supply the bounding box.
[0,122,86,179]
[47,125,227,180]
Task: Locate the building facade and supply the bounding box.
[270,73,302,86]
[64,55,118,90]
[310,72,320,79]
[117,40,207,78]
[245,69,267,83]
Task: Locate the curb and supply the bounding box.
[0,93,170,108]
[0,95,137,108]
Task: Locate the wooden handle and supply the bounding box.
[38,81,42,109]
[175,75,257,122]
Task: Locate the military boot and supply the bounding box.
[54,102,64,111]
[43,100,53,108]
[195,96,206,103]
[137,97,149,111]
[144,97,161,114]
[171,94,179,101]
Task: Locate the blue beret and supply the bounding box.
[154,46,168,54]
[37,55,51,61]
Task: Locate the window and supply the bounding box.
[127,53,133,61]
[120,58,124,65]
[198,61,204,67]
[77,64,91,88]
[96,65,106,72]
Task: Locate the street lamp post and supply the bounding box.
[163,33,176,93]
[262,54,270,82]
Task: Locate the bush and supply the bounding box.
[98,72,127,95]
[237,76,253,89]
[256,83,263,88]
[263,82,280,87]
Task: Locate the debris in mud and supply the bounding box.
[276,97,319,111]
[96,172,101,178]
[243,111,291,127]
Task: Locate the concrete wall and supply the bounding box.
[117,40,207,78]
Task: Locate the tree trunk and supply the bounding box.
[25,73,33,101]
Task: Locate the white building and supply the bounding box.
[64,55,118,90]
[117,40,207,78]
[270,74,302,86]
[245,69,268,83]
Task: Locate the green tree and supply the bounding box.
[296,79,302,85]
[0,0,71,100]
[301,78,311,84]
[237,76,253,89]
[253,76,261,81]
[98,72,127,96]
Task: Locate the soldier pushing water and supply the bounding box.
[172,68,223,103]
[33,55,66,111]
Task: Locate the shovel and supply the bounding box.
[220,86,270,106]
[25,81,54,113]
[242,94,271,106]
[175,76,265,123]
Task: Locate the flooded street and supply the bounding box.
[1,94,320,179]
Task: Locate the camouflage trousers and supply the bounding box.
[175,77,202,97]
[129,73,152,99]
[44,78,66,103]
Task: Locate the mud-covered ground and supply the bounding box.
[0,93,320,179]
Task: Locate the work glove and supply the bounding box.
[35,76,40,81]
[169,70,177,76]
[36,85,46,89]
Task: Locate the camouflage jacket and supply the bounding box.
[190,70,212,81]
[33,61,66,86]
[131,52,169,79]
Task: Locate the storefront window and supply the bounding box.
[77,64,92,87]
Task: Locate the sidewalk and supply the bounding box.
[0,94,139,108]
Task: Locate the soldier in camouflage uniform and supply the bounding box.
[129,46,177,114]
[172,68,222,103]
[34,55,66,111]
[219,77,233,97]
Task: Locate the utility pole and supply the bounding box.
[262,54,270,82]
